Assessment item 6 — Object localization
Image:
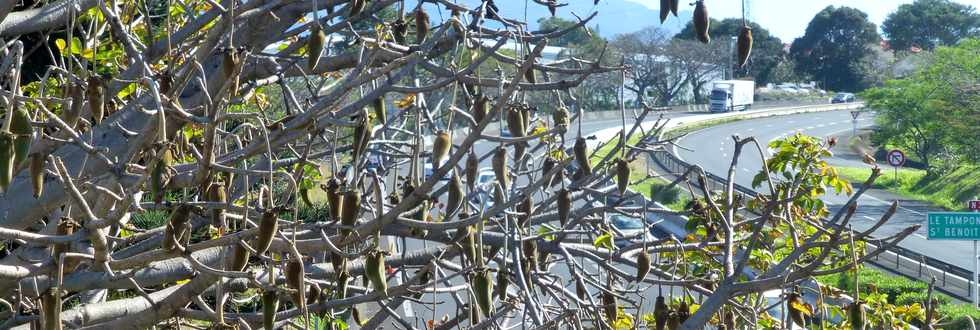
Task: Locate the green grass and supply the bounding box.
[590,134,689,211]
[664,117,743,140]
[817,267,979,329]
[837,165,980,210]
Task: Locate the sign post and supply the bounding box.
[928,212,980,306]
[973,199,980,307]
[887,149,906,182]
[850,111,861,136]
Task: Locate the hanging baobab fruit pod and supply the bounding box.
[693,1,710,43]
[737,25,753,68]
[615,158,630,195]
[415,7,430,42]
[308,25,326,70]
[253,209,279,255]
[86,76,104,125]
[432,130,450,171]
[365,249,388,296]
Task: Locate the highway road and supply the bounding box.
[674,109,975,272]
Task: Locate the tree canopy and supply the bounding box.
[882,0,980,51]
[790,6,881,92]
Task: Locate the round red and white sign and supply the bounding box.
[887,149,906,167]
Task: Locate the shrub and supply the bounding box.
[894,291,951,307]
[650,182,682,206]
[937,303,980,330]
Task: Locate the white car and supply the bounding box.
[609,214,654,245]
[476,168,496,190]
[423,160,453,181]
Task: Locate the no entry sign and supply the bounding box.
[887,149,906,167]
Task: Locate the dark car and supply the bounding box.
[831,93,855,103]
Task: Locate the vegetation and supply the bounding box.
[819,267,980,329]
[882,0,980,51]
[676,18,786,85]
[863,39,980,173]
[790,6,882,92]
[837,165,980,210]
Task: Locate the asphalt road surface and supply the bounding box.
[674,110,974,272]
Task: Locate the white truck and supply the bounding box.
[709,80,755,113]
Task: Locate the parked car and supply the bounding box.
[609,214,654,245]
[423,159,453,181]
[831,92,856,103]
[476,168,496,191]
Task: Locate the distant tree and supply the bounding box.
[790,6,880,92]
[882,0,980,51]
[677,18,785,85]
[538,17,598,47]
[613,27,724,106]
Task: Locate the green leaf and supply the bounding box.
[593,232,615,250]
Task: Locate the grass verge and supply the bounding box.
[817,267,980,329]
[836,165,980,210]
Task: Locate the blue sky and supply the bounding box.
[623,0,980,42]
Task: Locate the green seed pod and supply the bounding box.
[473,94,489,124]
[225,243,250,272]
[10,106,32,168]
[262,290,279,330]
[432,130,451,172]
[601,291,617,323]
[670,0,678,16]
[465,150,479,190]
[306,282,322,306]
[30,153,44,199]
[518,195,533,228]
[86,76,104,125]
[392,18,408,44]
[693,1,710,43]
[415,8,429,42]
[659,0,670,23]
[574,137,592,176]
[462,226,477,265]
[654,296,668,330]
[505,106,526,138]
[308,24,326,70]
[341,188,361,237]
[616,158,630,195]
[365,250,387,296]
[473,268,494,317]
[446,173,464,217]
[336,270,350,299]
[737,26,753,68]
[330,252,348,275]
[849,301,865,330]
[492,147,508,190]
[299,187,313,207]
[65,85,83,128]
[576,280,587,301]
[162,205,192,252]
[372,96,387,125]
[42,288,61,330]
[541,157,556,188]
[253,209,278,255]
[552,106,570,133]
[495,265,508,299]
[636,250,651,281]
[557,188,571,227]
[151,148,173,204]
[0,133,14,190]
[324,178,343,221]
[286,259,305,311]
[207,181,227,229]
[522,240,538,271]
[523,55,536,84]
[677,300,690,323]
[352,108,371,162]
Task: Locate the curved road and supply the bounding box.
[675,110,973,271]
